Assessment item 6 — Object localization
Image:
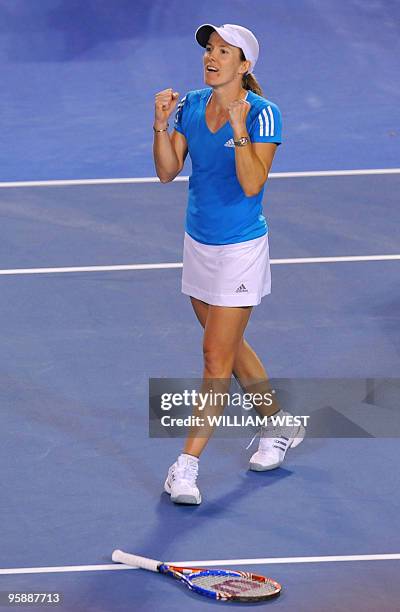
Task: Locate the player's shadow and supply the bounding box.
[132,466,293,551]
[159,466,292,517]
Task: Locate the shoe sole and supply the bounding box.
[250,461,281,471]
[249,424,306,472]
[164,479,202,505]
[171,494,202,504]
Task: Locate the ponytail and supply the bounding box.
[240,50,264,97]
[242,73,264,96]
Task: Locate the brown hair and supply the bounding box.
[240,49,264,97]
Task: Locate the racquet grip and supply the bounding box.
[112,550,160,572]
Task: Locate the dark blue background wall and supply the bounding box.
[1,0,399,180]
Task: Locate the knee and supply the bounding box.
[203,343,234,378]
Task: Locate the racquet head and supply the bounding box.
[162,564,281,602]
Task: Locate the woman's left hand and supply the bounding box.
[227,99,251,130]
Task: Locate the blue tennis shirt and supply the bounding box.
[174,87,282,245]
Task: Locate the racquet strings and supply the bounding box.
[189,573,278,597]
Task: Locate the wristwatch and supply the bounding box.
[233,136,249,147]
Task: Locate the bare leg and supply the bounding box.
[189,297,281,419]
[183,301,252,458]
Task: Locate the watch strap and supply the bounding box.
[233,136,249,146]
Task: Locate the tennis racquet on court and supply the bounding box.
[112,549,281,602]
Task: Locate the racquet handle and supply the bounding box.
[112,549,160,572]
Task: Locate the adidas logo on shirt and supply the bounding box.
[236,283,248,293]
[224,138,235,148]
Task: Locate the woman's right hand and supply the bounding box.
[154,88,180,128]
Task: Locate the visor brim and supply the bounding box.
[195,24,217,47]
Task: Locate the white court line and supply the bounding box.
[0,254,399,276]
[1,553,399,575]
[0,263,183,276]
[0,168,400,188]
[272,254,400,264]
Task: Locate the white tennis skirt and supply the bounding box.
[181,232,271,307]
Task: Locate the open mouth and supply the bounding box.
[206,66,219,73]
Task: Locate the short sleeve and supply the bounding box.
[174,94,189,137]
[249,103,282,145]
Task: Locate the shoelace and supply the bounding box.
[246,420,291,451]
[176,460,198,483]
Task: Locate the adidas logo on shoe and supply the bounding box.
[236,283,248,293]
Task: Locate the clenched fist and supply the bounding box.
[228,99,251,130]
[154,88,180,128]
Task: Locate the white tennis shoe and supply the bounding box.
[164,454,202,505]
[249,411,305,471]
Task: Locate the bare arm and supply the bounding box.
[233,126,277,196]
[153,88,188,183]
[228,99,278,196]
[153,129,188,183]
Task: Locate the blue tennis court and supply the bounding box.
[1,1,399,610]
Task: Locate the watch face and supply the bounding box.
[235,137,249,146]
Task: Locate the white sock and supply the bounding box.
[180,453,199,462]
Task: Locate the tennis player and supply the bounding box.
[153,24,305,504]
